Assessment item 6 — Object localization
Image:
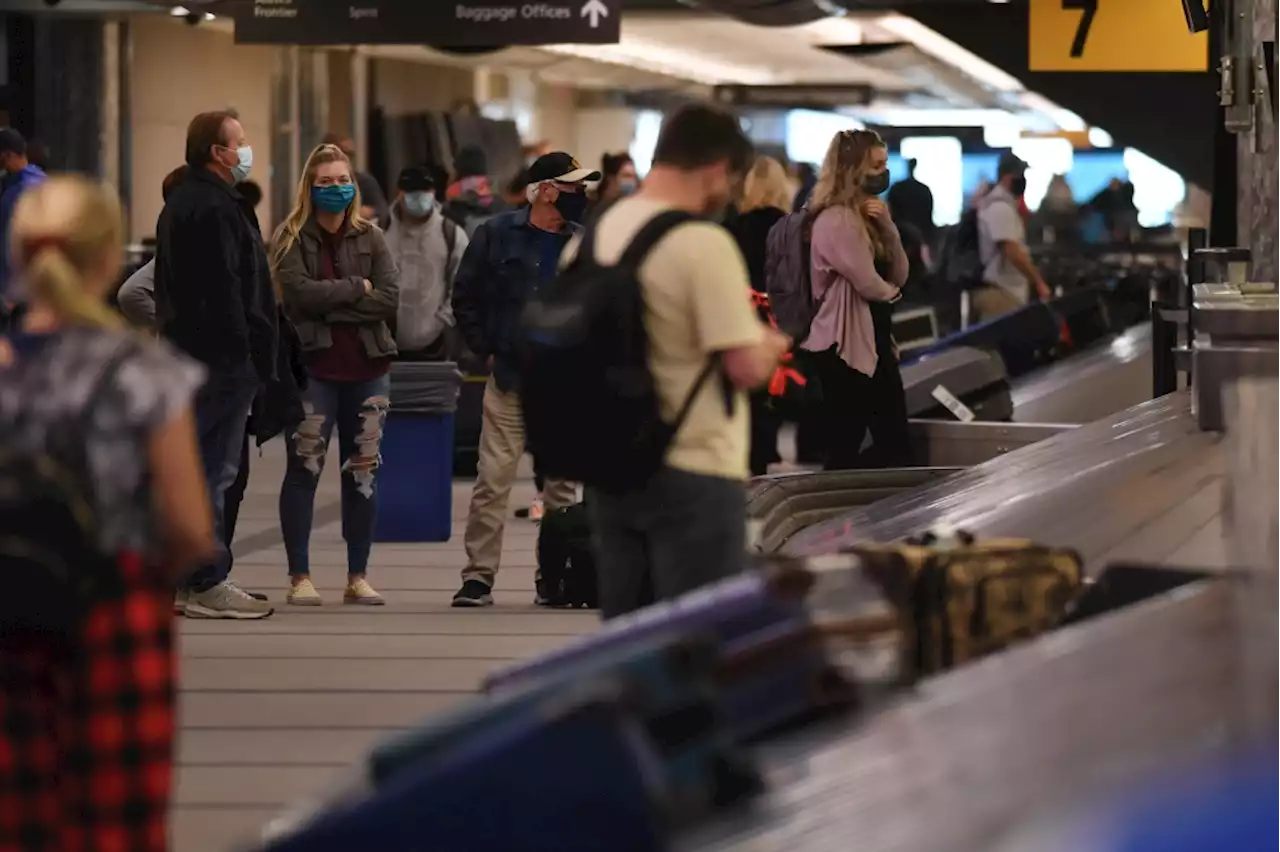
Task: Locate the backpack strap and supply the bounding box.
[618,210,699,269]
[442,217,458,269]
[668,356,722,438]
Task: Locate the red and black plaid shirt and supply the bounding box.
[0,550,176,852]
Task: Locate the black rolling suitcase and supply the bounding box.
[537,502,599,609]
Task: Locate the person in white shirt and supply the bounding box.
[384,166,468,360]
[973,152,1051,321]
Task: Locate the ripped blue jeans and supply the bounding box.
[279,374,391,577]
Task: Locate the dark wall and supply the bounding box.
[1,13,104,175]
[907,3,1218,188]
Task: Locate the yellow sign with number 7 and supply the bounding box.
[1028,0,1210,72]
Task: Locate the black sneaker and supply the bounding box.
[452,579,494,607]
[534,579,553,607]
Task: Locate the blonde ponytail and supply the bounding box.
[8,175,128,330]
[25,246,124,330]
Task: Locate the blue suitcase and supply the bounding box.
[484,565,802,692]
[262,688,668,852]
[367,634,761,825]
[487,557,877,742]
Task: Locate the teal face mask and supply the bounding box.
[312,183,356,214]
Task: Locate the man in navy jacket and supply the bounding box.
[450,152,599,608]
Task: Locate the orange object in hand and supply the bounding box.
[752,291,807,398]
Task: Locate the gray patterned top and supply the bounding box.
[0,326,206,557]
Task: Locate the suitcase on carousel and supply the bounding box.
[486,556,898,742]
[262,689,671,852]
[367,633,761,825]
[849,534,1085,677]
[901,345,1013,422]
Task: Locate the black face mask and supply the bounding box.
[1010,176,1028,197]
[553,190,589,224]
[862,172,891,196]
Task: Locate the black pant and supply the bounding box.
[587,467,748,620]
[813,345,912,470]
[749,392,781,476]
[223,431,251,563]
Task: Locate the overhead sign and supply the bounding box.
[233,0,621,46]
[1028,0,1210,72]
[712,84,875,110]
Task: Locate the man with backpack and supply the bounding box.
[521,105,789,619]
[385,166,467,360]
[450,151,599,608]
[972,152,1051,321]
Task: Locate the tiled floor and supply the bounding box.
[172,441,598,851]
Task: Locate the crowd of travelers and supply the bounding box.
[0,101,1064,846]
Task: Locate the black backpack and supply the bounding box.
[0,352,128,636]
[537,503,598,609]
[939,206,984,293]
[518,210,719,492]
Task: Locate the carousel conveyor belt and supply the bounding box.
[1009,323,1153,424]
[765,391,1228,573]
[685,390,1236,852]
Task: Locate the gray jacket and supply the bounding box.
[117,257,157,328]
[274,218,400,359]
[384,206,467,351]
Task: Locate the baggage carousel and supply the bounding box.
[1009,323,1152,424]
[681,389,1248,852]
[783,391,1225,571]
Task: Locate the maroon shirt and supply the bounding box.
[305,226,392,382]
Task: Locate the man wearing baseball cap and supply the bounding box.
[973,150,1051,321]
[450,150,600,608]
[385,165,468,360]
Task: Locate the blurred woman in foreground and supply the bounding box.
[0,176,213,850]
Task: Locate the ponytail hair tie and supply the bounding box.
[21,235,68,260]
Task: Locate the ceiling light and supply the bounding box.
[540,38,776,86]
[873,13,1024,94]
[1088,126,1114,147]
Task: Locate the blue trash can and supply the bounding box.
[375,362,462,543]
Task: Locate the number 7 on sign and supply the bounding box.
[1062,0,1098,58]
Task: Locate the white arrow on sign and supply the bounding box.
[581,0,609,28]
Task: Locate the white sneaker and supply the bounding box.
[287,577,323,606]
[344,577,385,606]
[185,581,274,620]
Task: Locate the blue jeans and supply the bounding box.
[186,366,258,592]
[279,374,391,577]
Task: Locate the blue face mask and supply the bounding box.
[403,191,436,218]
[312,183,356,214]
[229,145,253,183]
[617,179,638,196]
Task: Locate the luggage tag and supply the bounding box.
[931,384,977,422]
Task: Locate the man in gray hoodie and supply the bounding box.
[385,166,468,360]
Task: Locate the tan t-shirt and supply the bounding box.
[564,197,766,481]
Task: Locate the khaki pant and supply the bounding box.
[971,285,1023,323]
[462,379,575,586]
